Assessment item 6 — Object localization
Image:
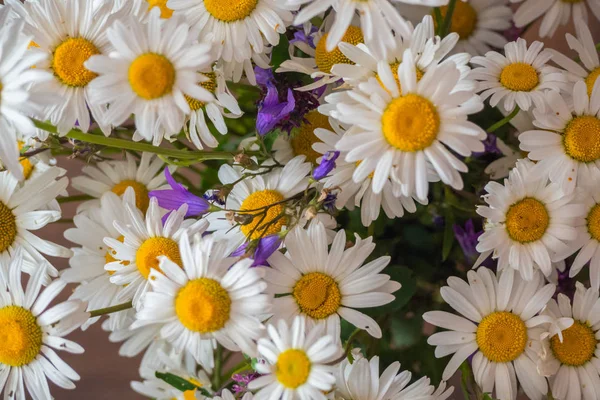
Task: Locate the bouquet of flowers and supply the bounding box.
[0,0,599,398]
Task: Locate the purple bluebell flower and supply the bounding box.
[323,192,337,213]
[149,169,210,217]
[504,22,525,42]
[313,151,340,180]
[232,234,283,267]
[453,220,482,264]
[257,85,296,136]
[289,25,318,48]
[473,133,502,157]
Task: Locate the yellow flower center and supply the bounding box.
[52,37,100,87]
[128,53,175,100]
[240,190,287,240]
[586,68,600,97]
[293,272,341,319]
[587,204,600,242]
[147,0,173,18]
[563,115,600,163]
[434,1,478,39]
[204,0,259,22]
[315,26,364,74]
[499,63,539,92]
[185,72,217,111]
[275,349,311,389]
[376,61,424,94]
[505,198,549,243]
[111,180,150,213]
[135,237,182,279]
[0,306,43,367]
[550,321,597,366]
[18,141,34,180]
[381,93,440,152]
[175,278,231,333]
[290,111,331,165]
[476,311,527,363]
[0,201,17,253]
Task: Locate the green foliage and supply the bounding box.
[155,372,211,396]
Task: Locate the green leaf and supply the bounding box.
[368,266,416,316]
[271,34,290,70]
[154,372,211,396]
[390,316,422,348]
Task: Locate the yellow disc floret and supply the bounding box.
[293,272,341,319]
[381,93,440,152]
[128,53,176,100]
[435,1,478,39]
[52,37,100,87]
[0,306,43,367]
[291,111,331,165]
[240,190,287,240]
[17,141,34,180]
[111,180,150,213]
[135,237,182,279]
[147,0,173,18]
[476,311,527,363]
[0,201,17,253]
[185,72,217,111]
[586,68,600,97]
[204,0,259,22]
[499,63,539,92]
[587,204,600,242]
[550,321,597,366]
[275,349,311,389]
[563,115,600,163]
[175,278,231,333]
[315,26,364,74]
[505,198,549,243]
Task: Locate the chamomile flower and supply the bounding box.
[104,317,164,368]
[85,9,216,144]
[537,284,600,400]
[334,353,454,400]
[248,316,341,400]
[265,221,399,339]
[470,38,566,112]
[511,0,600,38]
[287,0,447,59]
[168,0,295,64]
[61,189,138,331]
[104,197,208,306]
[548,22,600,98]
[0,170,71,279]
[519,80,600,194]
[71,152,167,213]
[475,159,584,280]
[132,233,271,372]
[423,267,555,400]
[11,0,117,136]
[206,156,311,246]
[327,49,485,200]
[0,251,89,400]
[0,6,53,180]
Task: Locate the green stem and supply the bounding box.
[439,0,457,37]
[487,106,520,133]
[213,345,223,389]
[56,218,73,224]
[33,119,241,161]
[344,328,363,363]
[221,359,252,385]
[433,7,443,34]
[57,195,94,203]
[88,301,133,317]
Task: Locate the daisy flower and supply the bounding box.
[0,170,71,279]
[327,49,485,200]
[104,317,164,369]
[538,284,600,400]
[132,233,271,372]
[287,0,447,59]
[475,159,584,280]
[61,189,138,331]
[71,152,167,213]
[10,0,118,136]
[423,267,556,400]
[334,353,454,400]
[519,80,600,194]
[511,0,600,38]
[85,9,216,144]
[265,221,400,339]
[470,38,567,112]
[548,22,600,98]
[104,197,208,306]
[248,316,341,400]
[0,251,89,400]
[0,5,53,180]
[168,0,295,64]
[205,156,311,246]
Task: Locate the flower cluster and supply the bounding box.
[1,0,600,400]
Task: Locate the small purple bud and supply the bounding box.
[313,151,340,180]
